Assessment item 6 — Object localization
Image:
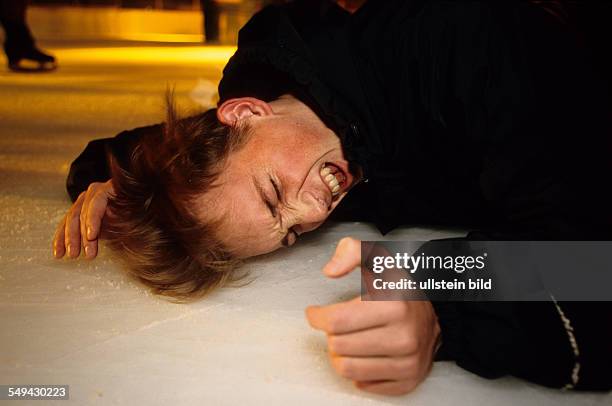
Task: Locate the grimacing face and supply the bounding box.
[195,95,362,258]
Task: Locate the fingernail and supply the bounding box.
[84,245,91,258]
[53,247,58,258]
[66,244,72,257]
[87,226,92,240]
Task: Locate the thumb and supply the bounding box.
[323,237,361,278]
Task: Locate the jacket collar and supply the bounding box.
[218,4,381,181]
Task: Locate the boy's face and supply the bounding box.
[194,97,362,258]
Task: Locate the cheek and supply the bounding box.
[273,139,321,173]
[279,151,310,170]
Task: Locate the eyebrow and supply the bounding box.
[252,174,291,247]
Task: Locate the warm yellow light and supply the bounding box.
[55,46,237,66]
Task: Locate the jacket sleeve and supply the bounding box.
[417,2,612,390]
[65,123,163,202]
[432,300,612,391]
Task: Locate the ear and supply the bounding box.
[217,97,274,126]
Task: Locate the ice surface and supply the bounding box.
[0,43,610,405]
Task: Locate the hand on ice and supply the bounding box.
[305,237,441,396]
[53,180,114,260]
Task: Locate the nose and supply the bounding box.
[290,190,330,233]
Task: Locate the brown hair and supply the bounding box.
[104,96,252,302]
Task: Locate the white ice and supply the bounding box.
[0,43,609,406]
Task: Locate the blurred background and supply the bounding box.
[7,0,266,44]
[1,2,612,405]
[0,1,266,271]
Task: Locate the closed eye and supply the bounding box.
[270,175,298,247]
[270,176,282,203]
[265,200,277,218]
[266,176,280,218]
[253,174,278,218]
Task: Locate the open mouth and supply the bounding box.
[319,162,349,199]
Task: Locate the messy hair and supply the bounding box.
[104,95,252,302]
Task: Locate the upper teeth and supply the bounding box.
[320,166,341,194]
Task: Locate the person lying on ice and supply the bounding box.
[51,0,612,395]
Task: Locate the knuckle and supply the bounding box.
[94,186,108,200]
[86,182,99,193]
[393,357,417,378]
[397,332,418,354]
[387,302,409,320]
[396,302,411,318]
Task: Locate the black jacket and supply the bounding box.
[66,0,611,390]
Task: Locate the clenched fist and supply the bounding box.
[306,237,441,396]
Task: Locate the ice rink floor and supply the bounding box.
[1,42,610,405]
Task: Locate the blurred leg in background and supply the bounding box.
[0,0,56,72]
[200,0,219,44]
